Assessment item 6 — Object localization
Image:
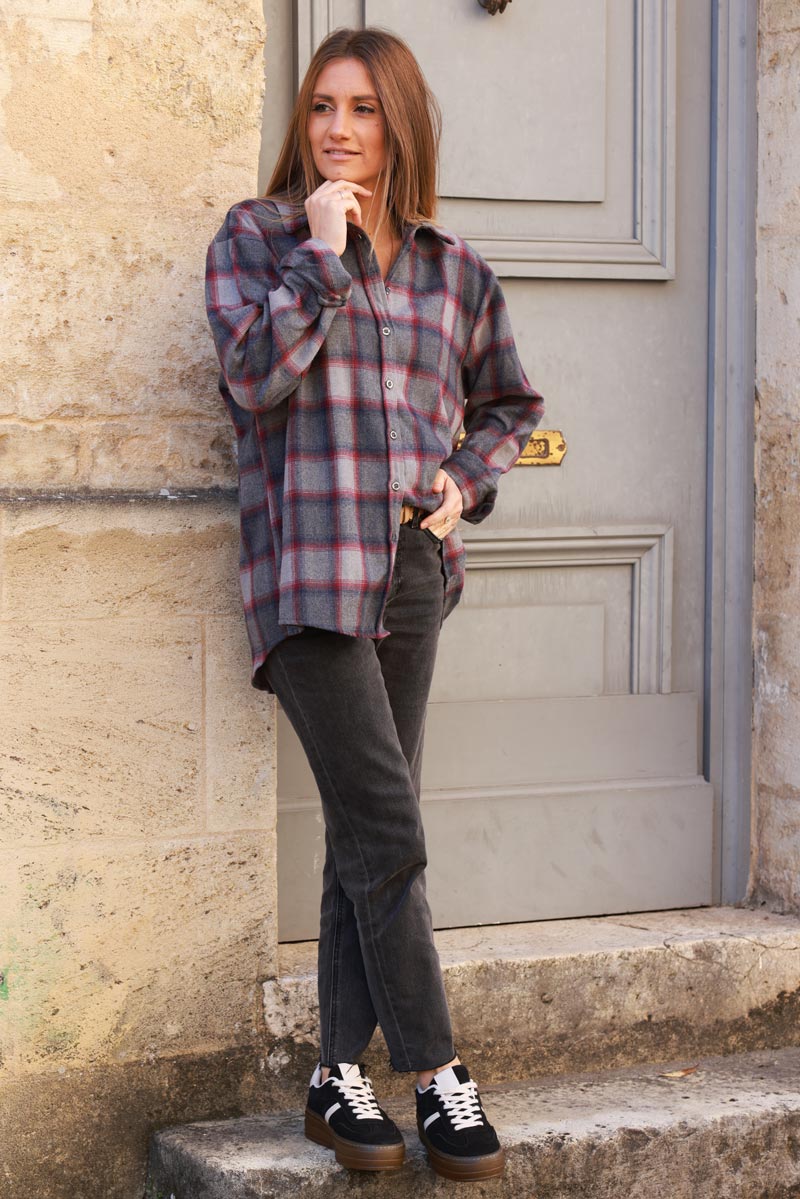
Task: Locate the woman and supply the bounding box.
[205,26,543,1183]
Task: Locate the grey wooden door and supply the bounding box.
[273,0,716,939]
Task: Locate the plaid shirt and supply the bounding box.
[205,198,544,687]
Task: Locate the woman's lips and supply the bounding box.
[325,149,359,157]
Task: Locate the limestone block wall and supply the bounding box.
[0,0,262,488]
[0,2,279,1196]
[751,1,800,910]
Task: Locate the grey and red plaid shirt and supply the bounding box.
[205,198,544,688]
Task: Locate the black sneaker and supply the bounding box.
[416,1063,505,1181]
[304,1062,405,1172]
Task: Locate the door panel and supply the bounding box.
[276,0,714,939]
[280,693,702,799]
[372,0,607,202]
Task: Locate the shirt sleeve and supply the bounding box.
[204,204,353,413]
[439,269,545,523]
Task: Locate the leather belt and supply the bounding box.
[399,504,426,526]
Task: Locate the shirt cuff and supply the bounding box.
[440,449,498,523]
[279,238,353,307]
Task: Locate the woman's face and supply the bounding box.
[308,58,388,194]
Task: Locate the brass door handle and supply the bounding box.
[478,0,512,12]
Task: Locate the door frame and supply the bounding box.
[705,0,757,904]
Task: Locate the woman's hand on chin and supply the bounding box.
[305,179,373,256]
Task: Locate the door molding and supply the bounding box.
[458,0,676,279]
[462,526,673,694]
[705,0,757,904]
[294,0,676,279]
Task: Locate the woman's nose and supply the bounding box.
[329,107,351,137]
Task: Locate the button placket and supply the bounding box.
[377,270,402,525]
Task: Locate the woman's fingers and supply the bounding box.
[420,469,463,536]
[338,188,363,227]
[315,178,373,198]
[304,179,373,254]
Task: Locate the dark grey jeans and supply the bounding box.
[265,523,455,1073]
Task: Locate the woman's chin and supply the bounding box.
[322,169,365,186]
[315,160,380,192]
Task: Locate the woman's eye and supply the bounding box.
[310,101,378,115]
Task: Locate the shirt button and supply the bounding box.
[389,430,398,440]
[382,326,391,336]
[385,379,394,389]
[391,480,400,491]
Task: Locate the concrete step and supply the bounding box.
[260,906,800,1102]
[147,1046,800,1198]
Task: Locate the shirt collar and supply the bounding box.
[270,199,456,245]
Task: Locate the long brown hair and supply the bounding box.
[264,27,441,233]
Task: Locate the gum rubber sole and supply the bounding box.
[304,1108,405,1172]
[418,1122,506,1182]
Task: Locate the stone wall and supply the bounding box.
[0,3,278,1196]
[751,0,800,910]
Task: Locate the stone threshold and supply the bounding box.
[147,1045,800,1198]
[262,906,800,1096]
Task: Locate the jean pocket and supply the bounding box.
[421,527,445,547]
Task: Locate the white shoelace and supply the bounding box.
[438,1079,485,1131]
[333,1071,383,1121]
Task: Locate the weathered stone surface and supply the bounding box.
[85,421,237,490]
[0,213,223,423]
[0,617,204,842]
[0,833,274,1072]
[760,0,800,33]
[1,500,241,621]
[147,1047,800,1199]
[752,793,800,913]
[755,419,800,561]
[0,422,84,486]
[754,607,800,808]
[752,2,800,913]
[0,1047,272,1199]
[205,617,276,833]
[0,0,271,1193]
[0,496,278,1194]
[262,907,800,1100]
[1,0,263,207]
[758,50,800,232]
[756,244,800,421]
[0,0,263,490]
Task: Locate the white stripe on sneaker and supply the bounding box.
[423,1112,441,1131]
[324,1102,341,1123]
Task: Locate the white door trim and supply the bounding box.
[705,0,757,903]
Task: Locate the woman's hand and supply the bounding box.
[420,469,463,539]
[305,179,373,257]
